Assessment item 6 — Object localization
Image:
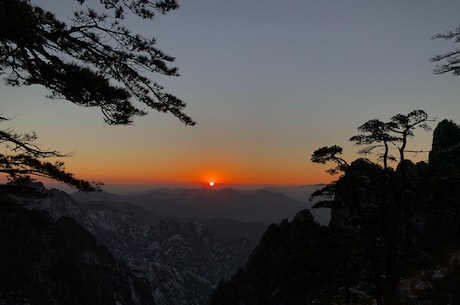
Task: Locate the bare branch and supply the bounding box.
[0,115,101,191]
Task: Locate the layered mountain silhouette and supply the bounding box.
[71,186,326,224]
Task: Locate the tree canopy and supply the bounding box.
[0,0,195,125]
[311,145,349,175]
[349,110,432,170]
[349,119,398,170]
[388,109,432,164]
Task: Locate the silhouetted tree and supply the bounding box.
[0,0,194,190]
[388,109,432,165]
[311,145,349,175]
[310,145,348,202]
[431,23,460,76]
[0,115,100,191]
[0,0,195,126]
[349,111,432,172]
[349,119,399,169]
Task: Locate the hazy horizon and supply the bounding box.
[45,180,326,196]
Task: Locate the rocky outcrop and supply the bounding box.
[429,119,460,202]
[430,119,460,155]
[209,209,376,304]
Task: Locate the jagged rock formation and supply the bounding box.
[82,202,254,305]
[429,119,460,198]
[0,197,154,305]
[430,119,460,162]
[210,210,379,304]
[210,119,460,304]
[210,210,354,304]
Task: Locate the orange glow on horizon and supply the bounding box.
[58,155,337,187]
[65,166,335,187]
[0,164,337,190]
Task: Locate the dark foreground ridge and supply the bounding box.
[210,209,343,304]
[210,119,460,304]
[0,197,154,305]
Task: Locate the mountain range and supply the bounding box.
[11,184,320,305]
[71,184,328,225]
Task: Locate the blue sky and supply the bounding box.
[1,0,460,187]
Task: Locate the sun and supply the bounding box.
[208,181,215,187]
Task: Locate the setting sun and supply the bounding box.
[208,181,215,187]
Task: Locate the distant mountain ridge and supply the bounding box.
[72,185,328,225]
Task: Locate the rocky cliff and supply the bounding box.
[210,210,352,304]
[81,201,254,305]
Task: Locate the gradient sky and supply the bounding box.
[1,0,460,188]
